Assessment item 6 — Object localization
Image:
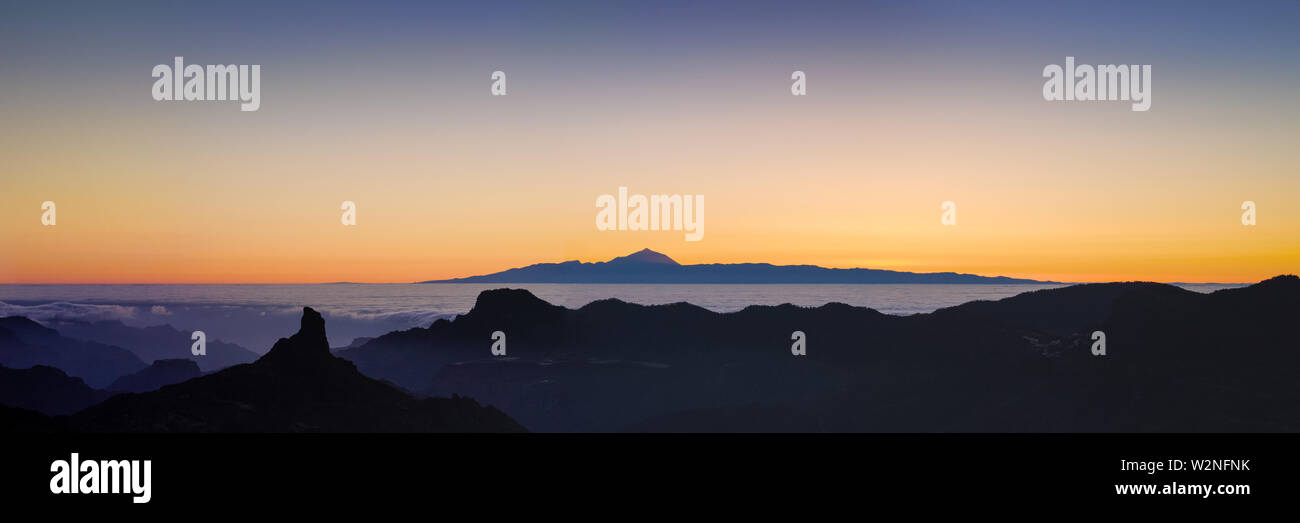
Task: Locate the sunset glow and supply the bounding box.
[2,1,1296,284]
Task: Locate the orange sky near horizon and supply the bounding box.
[2,82,1297,284]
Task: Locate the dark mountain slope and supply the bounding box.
[0,365,110,416]
[0,359,203,419]
[107,358,202,394]
[0,405,71,433]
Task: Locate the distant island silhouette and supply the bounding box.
[419,248,1056,284]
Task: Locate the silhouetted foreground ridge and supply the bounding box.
[341,275,1300,432]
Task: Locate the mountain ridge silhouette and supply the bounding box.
[107,358,201,394]
[341,275,1299,432]
[4,277,1294,433]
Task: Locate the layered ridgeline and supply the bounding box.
[105,359,202,394]
[341,275,1300,432]
[0,317,145,389]
[62,308,525,432]
[0,316,257,390]
[420,249,1053,284]
[49,319,258,372]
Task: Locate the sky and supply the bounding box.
[1,0,1297,284]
